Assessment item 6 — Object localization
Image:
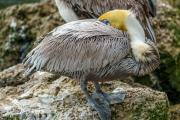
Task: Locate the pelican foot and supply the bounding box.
[87,97,111,120]
[92,90,126,105]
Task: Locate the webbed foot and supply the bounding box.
[92,89,126,105]
[80,79,111,120]
[87,97,111,120]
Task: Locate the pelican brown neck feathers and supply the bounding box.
[98,10,152,62]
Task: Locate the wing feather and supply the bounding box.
[62,0,156,42]
[24,20,130,75]
[67,0,149,23]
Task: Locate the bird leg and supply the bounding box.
[80,79,111,120]
[92,81,126,105]
[93,80,110,104]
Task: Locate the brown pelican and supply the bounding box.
[55,0,157,22]
[23,9,160,120]
[55,0,157,44]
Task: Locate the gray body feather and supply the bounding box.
[24,20,160,81]
[56,0,157,45]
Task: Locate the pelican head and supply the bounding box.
[98,9,152,62]
[98,10,131,31]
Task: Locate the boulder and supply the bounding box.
[0,64,169,120]
[169,104,180,120]
[134,0,180,104]
[0,0,64,71]
[0,0,179,104]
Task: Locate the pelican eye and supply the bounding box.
[100,19,110,25]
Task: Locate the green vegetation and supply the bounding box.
[154,7,180,103]
[0,16,35,70]
[163,0,180,8]
[134,5,180,104]
[0,0,62,70]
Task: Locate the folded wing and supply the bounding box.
[60,0,156,42]
[24,20,130,75]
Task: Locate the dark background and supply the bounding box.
[0,0,40,9]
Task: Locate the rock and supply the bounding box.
[0,64,169,120]
[0,0,179,104]
[153,1,180,103]
[0,0,177,119]
[135,0,180,104]
[169,104,180,120]
[0,64,29,87]
[0,0,64,71]
[161,0,180,8]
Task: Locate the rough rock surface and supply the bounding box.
[0,0,63,70]
[152,1,180,103]
[0,0,179,101]
[0,0,179,103]
[0,0,178,119]
[0,64,169,120]
[0,64,28,87]
[134,0,180,104]
[169,104,180,120]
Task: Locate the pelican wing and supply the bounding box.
[24,20,130,75]
[59,0,156,42]
[67,0,152,21]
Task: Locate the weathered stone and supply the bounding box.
[0,0,179,104]
[0,0,64,71]
[0,64,169,120]
[135,0,180,104]
[169,104,180,120]
[0,64,29,87]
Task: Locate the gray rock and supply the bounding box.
[0,64,169,120]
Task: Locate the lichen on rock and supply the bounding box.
[0,1,64,71]
[0,0,179,119]
[169,104,180,120]
[0,64,169,120]
[134,1,180,104]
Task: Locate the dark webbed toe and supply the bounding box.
[92,91,126,105]
[87,97,111,120]
[93,81,126,105]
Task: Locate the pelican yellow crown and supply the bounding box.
[98,9,151,61]
[98,9,131,31]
